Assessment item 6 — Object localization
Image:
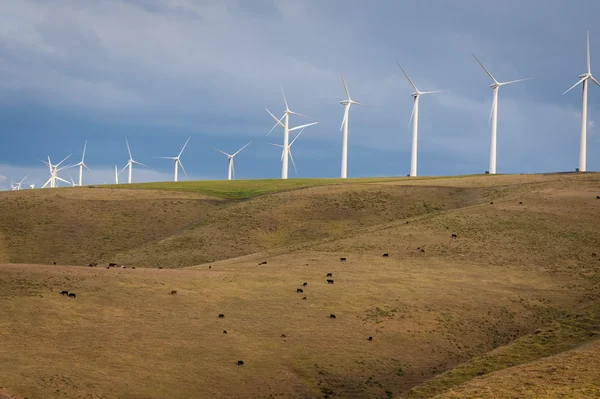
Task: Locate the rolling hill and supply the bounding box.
[0,173,599,398]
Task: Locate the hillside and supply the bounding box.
[1,173,600,398]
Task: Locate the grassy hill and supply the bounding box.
[0,173,600,398]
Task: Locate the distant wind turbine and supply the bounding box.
[266,89,318,179]
[68,173,78,187]
[473,54,532,175]
[41,155,71,188]
[72,141,90,186]
[267,128,306,176]
[398,63,446,177]
[562,31,600,172]
[339,74,363,179]
[214,142,251,181]
[14,176,27,190]
[120,137,148,184]
[158,137,191,182]
[115,165,119,184]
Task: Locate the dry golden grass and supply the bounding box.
[0,173,599,398]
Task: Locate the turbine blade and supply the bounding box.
[419,90,448,95]
[56,176,70,184]
[588,30,591,75]
[132,160,148,168]
[42,178,51,188]
[500,77,533,86]
[397,62,419,92]
[266,109,285,135]
[289,121,318,132]
[288,111,310,119]
[340,105,349,132]
[178,160,188,177]
[267,142,284,148]
[178,136,191,157]
[290,128,305,147]
[83,163,91,172]
[591,76,600,87]
[119,164,129,174]
[341,73,351,100]
[56,154,72,167]
[562,77,587,95]
[232,141,252,157]
[82,140,87,162]
[352,101,364,106]
[408,99,416,127]
[214,148,231,157]
[281,88,289,111]
[289,149,298,175]
[158,156,177,160]
[125,137,132,159]
[472,54,499,84]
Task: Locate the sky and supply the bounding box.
[1,0,600,188]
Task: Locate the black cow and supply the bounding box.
[596,195,600,199]
[490,201,494,205]
[53,262,56,265]
[223,330,228,334]
[303,282,308,287]
[368,336,373,341]
[340,257,347,262]
[281,334,286,338]
[383,253,389,257]
[330,314,336,319]
[327,279,334,284]
[132,267,136,269]
[68,293,76,298]
[109,263,117,267]
[519,201,523,205]
[60,290,69,296]
[158,267,163,269]
[237,360,244,366]
[326,273,332,277]
[209,266,211,269]
[420,249,425,253]
[451,234,458,239]
[170,290,177,295]
[218,314,225,318]
[297,288,304,293]
[259,261,268,265]
[302,297,307,300]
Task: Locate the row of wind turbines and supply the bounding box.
[7,31,598,189]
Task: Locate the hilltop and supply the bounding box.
[0,173,599,398]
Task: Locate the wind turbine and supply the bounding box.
[398,63,446,177]
[158,137,190,182]
[339,74,363,179]
[115,165,119,184]
[562,31,600,172]
[266,89,318,179]
[29,184,35,190]
[214,142,252,181]
[473,54,532,175]
[14,176,27,190]
[68,173,78,187]
[120,137,148,184]
[41,155,71,188]
[72,141,90,186]
[267,128,306,176]
[9,178,17,191]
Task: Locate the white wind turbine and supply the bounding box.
[214,142,252,181]
[339,74,363,179]
[267,128,306,176]
[41,155,72,188]
[114,165,119,184]
[29,184,35,190]
[120,137,148,184]
[266,89,318,179]
[398,63,446,177]
[158,137,190,182]
[72,141,90,186]
[562,31,600,172]
[473,54,532,175]
[9,178,17,191]
[14,176,27,190]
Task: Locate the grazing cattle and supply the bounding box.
[330,314,336,319]
[170,290,177,295]
[302,297,307,300]
[209,266,211,269]
[417,247,420,250]
[297,288,304,293]
[490,201,494,205]
[340,257,346,262]
[327,279,334,284]
[451,234,458,239]
[106,266,110,269]
[121,266,127,269]
[53,262,56,265]
[405,221,409,224]
[421,249,425,253]
[597,196,600,199]
[223,330,228,334]
[68,293,76,298]
[281,334,286,338]
[60,290,69,296]
[158,267,163,269]
[237,360,244,366]
[218,314,225,318]
[259,261,268,265]
[383,253,389,257]
[326,273,332,277]
[519,201,523,205]
[368,336,373,341]
[303,282,308,287]
[132,267,136,269]
[109,263,117,267]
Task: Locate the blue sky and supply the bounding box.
[1,0,599,188]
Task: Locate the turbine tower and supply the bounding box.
[266,89,318,179]
[562,31,600,172]
[115,165,119,184]
[120,137,148,184]
[398,63,446,177]
[41,155,71,188]
[72,141,90,186]
[339,74,363,179]
[267,128,306,176]
[214,142,251,181]
[158,137,191,182]
[473,54,532,174]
